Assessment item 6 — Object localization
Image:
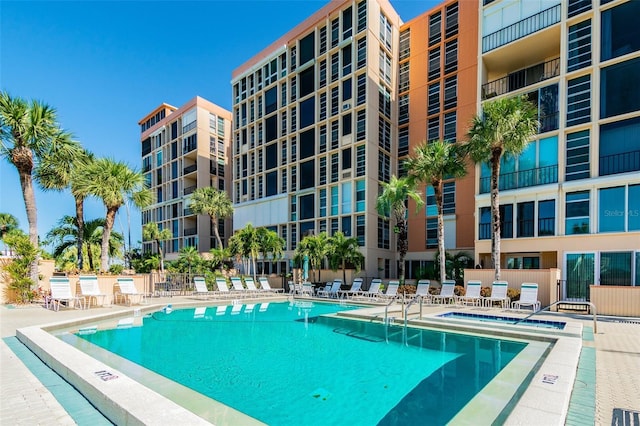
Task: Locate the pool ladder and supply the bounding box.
[514,300,597,333]
[382,295,425,346]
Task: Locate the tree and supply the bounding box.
[405,140,467,283]
[176,246,202,276]
[208,247,231,271]
[376,175,424,285]
[466,95,538,280]
[0,91,79,282]
[0,213,19,254]
[75,158,152,272]
[36,147,93,270]
[327,231,364,284]
[188,187,233,249]
[228,224,260,276]
[142,222,172,273]
[255,227,285,277]
[295,232,330,283]
[1,229,38,303]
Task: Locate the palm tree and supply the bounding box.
[142,222,172,274]
[0,91,78,282]
[376,175,424,285]
[295,232,330,283]
[228,224,260,276]
[176,246,202,276]
[75,158,152,272]
[466,95,538,280]
[327,231,364,284]
[0,213,19,255]
[255,227,285,277]
[209,246,231,271]
[36,147,93,270]
[188,187,233,249]
[405,140,467,284]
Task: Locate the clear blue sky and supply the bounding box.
[1,0,438,251]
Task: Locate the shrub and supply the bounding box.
[1,230,37,303]
[507,288,520,302]
[109,264,124,275]
[454,285,465,296]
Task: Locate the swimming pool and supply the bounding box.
[61,301,532,425]
[437,312,566,329]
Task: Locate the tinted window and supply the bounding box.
[300,129,315,159]
[300,97,315,129]
[600,57,640,119]
[601,1,640,61]
[300,159,315,189]
[299,67,315,97]
[265,87,277,114]
[299,33,315,65]
[266,116,277,142]
[265,143,277,170]
[299,194,315,219]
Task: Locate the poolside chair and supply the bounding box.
[301,282,314,297]
[115,277,145,305]
[215,277,231,298]
[244,303,255,314]
[377,280,400,301]
[318,279,341,298]
[231,303,243,315]
[512,283,540,311]
[243,277,261,295]
[338,277,364,299]
[484,281,510,308]
[78,275,106,308]
[258,277,284,294]
[230,276,249,297]
[456,280,482,306]
[193,277,213,299]
[431,280,456,305]
[354,278,382,300]
[315,282,332,297]
[49,277,83,311]
[412,279,432,303]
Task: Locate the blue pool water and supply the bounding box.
[73,301,527,425]
[438,311,566,329]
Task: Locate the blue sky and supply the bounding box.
[1,0,438,250]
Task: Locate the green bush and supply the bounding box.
[109,264,124,275]
[2,230,37,303]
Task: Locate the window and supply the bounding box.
[599,186,625,233]
[319,60,327,88]
[342,45,352,76]
[300,97,315,129]
[427,117,439,142]
[331,153,339,183]
[331,120,339,150]
[538,199,555,236]
[300,160,315,190]
[426,218,437,249]
[566,130,590,181]
[379,51,392,85]
[600,57,640,119]
[356,144,366,176]
[443,76,457,110]
[343,6,353,39]
[429,11,441,46]
[319,188,327,217]
[342,113,352,136]
[630,185,640,231]
[517,202,534,237]
[500,204,513,238]
[399,62,410,92]
[398,127,409,157]
[568,0,591,18]
[378,217,390,249]
[319,26,327,55]
[331,87,339,116]
[265,143,277,169]
[380,13,392,51]
[445,2,458,38]
[319,125,327,153]
[356,215,365,246]
[399,94,409,125]
[357,0,367,33]
[265,87,277,115]
[265,116,277,142]
[567,20,591,72]
[319,92,327,121]
[319,156,327,185]
[299,67,315,98]
[443,112,456,142]
[443,182,455,214]
[428,48,440,80]
[479,207,491,240]
[356,180,365,212]
[378,85,391,119]
[378,151,390,183]
[601,1,640,61]
[399,29,410,61]
[428,83,440,115]
[566,75,591,127]
[357,37,367,69]
[599,116,640,176]
[357,73,366,105]
[331,17,340,49]
[378,118,391,151]
[341,182,352,214]
[343,78,352,101]
[331,186,339,215]
[300,129,315,159]
[444,39,457,74]
[528,83,559,133]
[566,191,590,234]
[299,32,315,65]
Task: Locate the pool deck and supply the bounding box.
[1,297,638,425]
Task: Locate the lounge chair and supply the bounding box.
[215,277,231,297]
[243,277,261,295]
[115,277,145,305]
[230,277,249,297]
[484,281,510,308]
[244,303,255,314]
[78,275,106,308]
[377,280,399,301]
[49,277,83,311]
[258,277,284,294]
[318,280,341,298]
[431,280,456,304]
[315,282,332,297]
[301,282,314,297]
[412,279,432,303]
[512,283,540,311]
[231,303,243,315]
[456,280,482,306]
[193,277,213,299]
[338,277,364,299]
[354,278,382,300]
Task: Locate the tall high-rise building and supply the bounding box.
[231,0,404,277]
[476,0,640,292]
[139,96,232,259]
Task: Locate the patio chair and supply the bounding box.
[411,279,432,303]
[315,282,333,297]
[78,275,106,308]
[512,283,541,311]
[456,280,482,306]
[301,282,314,297]
[318,279,341,298]
[243,277,261,295]
[193,277,213,299]
[484,281,510,308]
[215,277,231,298]
[338,277,364,299]
[231,303,243,315]
[258,277,284,294]
[49,277,83,311]
[431,280,456,305]
[114,277,144,306]
[377,280,400,301]
[354,278,382,300]
[244,303,256,314]
[230,276,249,297]
[216,305,228,316]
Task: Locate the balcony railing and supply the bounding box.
[599,150,640,177]
[183,164,197,174]
[482,58,560,100]
[482,4,561,53]
[184,227,197,236]
[480,164,558,194]
[183,185,197,196]
[183,208,194,216]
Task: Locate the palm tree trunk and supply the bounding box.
[434,179,446,283]
[156,238,165,273]
[75,195,85,270]
[101,208,117,273]
[491,149,502,281]
[397,218,408,286]
[15,152,39,285]
[211,216,223,249]
[86,243,95,271]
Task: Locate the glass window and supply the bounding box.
[343,6,353,39]
[299,129,314,160]
[599,186,625,232]
[600,252,632,286]
[599,116,640,176]
[378,217,389,249]
[428,83,439,115]
[517,202,535,237]
[629,185,640,231]
[538,199,555,236]
[426,218,437,249]
[356,180,365,212]
[319,188,327,217]
[300,97,315,129]
[566,130,590,181]
[444,39,458,74]
[567,75,591,127]
[445,2,458,38]
[567,20,591,72]
[299,67,315,98]
[600,57,640,119]
[331,186,339,215]
[479,207,491,240]
[500,204,513,238]
[343,78,352,101]
[356,215,365,246]
[399,29,410,61]
[342,45,352,76]
[568,0,591,18]
[265,87,277,114]
[601,1,640,61]
[429,11,441,46]
[299,32,314,65]
[265,116,277,142]
[428,48,440,80]
[342,182,352,214]
[299,194,314,220]
[566,191,590,234]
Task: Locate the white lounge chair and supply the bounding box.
[354,278,382,300]
[431,280,456,304]
[78,275,106,308]
[484,281,510,308]
[512,283,540,311]
[301,282,314,297]
[258,277,284,293]
[244,303,255,314]
[230,277,249,297]
[231,303,243,315]
[193,277,213,299]
[49,277,83,311]
[243,277,261,295]
[456,280,482,306]
[318,280,341,298]
[338,277,364,299]
[413,279,432,303]
[377,280,399,301]
[115,277,144,305]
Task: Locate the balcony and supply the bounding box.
[184,227,197,236]
[183,208,194,216]
[183,143,197,154]
[482,4,561,53]
[599,150,640,177]
[183,185,197,196]
[480,164,558,194]
[183,164,197,175]
[482,58,560,100]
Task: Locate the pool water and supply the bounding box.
[438,312,566,329]
[73,301,527,425]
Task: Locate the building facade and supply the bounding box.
[476,0,640,295]
[139,97,233,259]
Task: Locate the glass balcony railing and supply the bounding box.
[183,164,197,174]
[183,208,194,216]
[599,150,640,176]
[480,164,558,194]
[183,185,197,196]
[184,227,197,236]
[482,58,560,100]
[482,4,561,53]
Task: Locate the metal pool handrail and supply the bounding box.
[403,295,424,346]
[513,300,597,333]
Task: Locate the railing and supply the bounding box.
[183,143,197,154]
[482,4,561,52]
[599,150,640,177]
[183,208,194,216]
[183,185,196,196]
[184,227,197,236]
[482,57,560,100]
[183,164,197,174]
[539,111,559,133]
[479,164,558,194]
[558,279,590,301]
[149,272,195,296]
[403,295,424,346]
[514,300,597,333]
